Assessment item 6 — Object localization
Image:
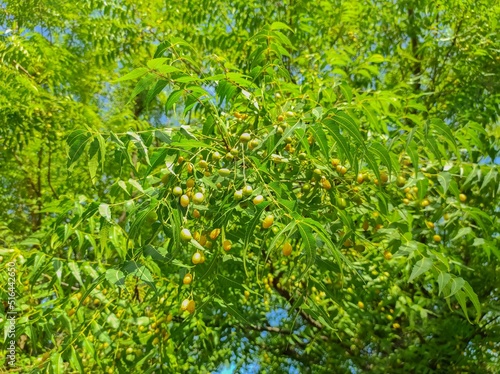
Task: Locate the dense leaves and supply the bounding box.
[1,0,499,373]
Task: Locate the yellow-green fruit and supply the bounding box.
[337,198,348,210]
[218,168,231,177]
[239,133,251,143]
[211,151,222,161]
[358,301,364,309]
[243,185,253,196]
[396,176,406,187]
[173,186,183,196]
[186,178,195,188]
[282,242,292,256]
[198,160,208,169]
[425,221,435,229]
[253,195,264,205]
[183,273,193,285]
[192,192,204,204]
[180,194,190,208]
[234,190,243,200]
[459,193,467,202]
[146,211,158,223]
[262,214,274,229]
[248,139,260,150]
[180,229,192,241]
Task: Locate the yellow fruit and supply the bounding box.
[321,178,332,190]
[173,186,183,196]
[443,213,450,221]
[396,176,406,187]
[181,299,195,313]
[356,173,364,184]
[192,252,202,264]
[380,173,389,183]
[421,199,430,207]
[403,198,410,205]
[209,228,221,240]
[433,234,442,242]
[183,273,193,285]
[180,229,192,241]
[339,166,347,175]
[282,242,292,256]
[357,301,364,309]
[393,323,400,329]
[277,114,284,122]
[383,251,392,260]
[331,158,341,167]
[186,178,195,188]
[459,193,467,202]
[177,156,184,164]
[244,290,250,298]
[253,195,264,205]
[335,164,342,173]
[193,209,201,219]
[262,215,274,229]
[192,192,204,204]
[180,194,190,208]
[412,186,419,193]
[223,240,232,251]
[187,163,194,174]
[425,221,435,229]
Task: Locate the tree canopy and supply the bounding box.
[1,0,499,373]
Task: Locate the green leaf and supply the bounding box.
[437,272,451,296]
[448,277,465,297]
[98,203,111,221]
[165,89,184,112]
[368,142,392,177]
[297,222,317,274]
[463,281,481,322]
[452,227,472,241]
[409,258,433,282]
[116,67,149,82]
[67,130,91,170]
[437,172,451,194]
[323,118,353,165]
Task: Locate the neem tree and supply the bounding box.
[1,0,499,373]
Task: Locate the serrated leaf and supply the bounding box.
[323,118,352,165]
[368,142,392,177]
[452,227,472,241]
[462,281,481,322]
[437,172,451,194]
[409,257,433,282]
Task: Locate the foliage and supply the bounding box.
[1,0,499,373]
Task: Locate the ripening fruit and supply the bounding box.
[277,114,284,122]
[187,163,194,174]
[459,193,467,202]
[383,251,392,260]
[209,228,221,240]
[282,242,292,256]
[183,273,193,285]
[331,158,341,167]
[433,234,442,242]
[180,229,192,241]
[262,214,274,229]
[321,178,332,190]
[362,220,369,231]
[192,192,204,204]
[339,166,347,175]
[425,221,435,229]
[240,133,251,143]
[173,186,183,196]
[248,139,260,150]
[403,198,410,205]
[396,176,406,187]
[223,240,232,251]
[357,301,364,309]
[177,156,185,164]
[234,190,243,200]
[393,323,401,329]
[180,194,190,208]
[380,173,389,184]
[192,252,202,264]
[211,151,221,161]
[186,178,195,188]
[356,173,364,184]
[193,209,201,219]
[421,199,430,207]
[242,185,253,196]
[253,195,264,205]
[181,299,195,314]
[443,213,450,221]
[218,168,231,177]
[198,160,208,169]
